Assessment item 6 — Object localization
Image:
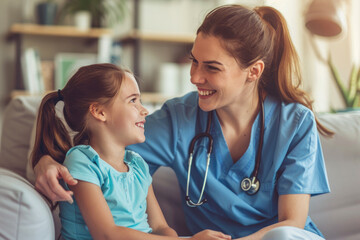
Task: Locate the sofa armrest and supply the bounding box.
[0,167,55,240]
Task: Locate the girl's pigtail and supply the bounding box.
[31,91,72,169]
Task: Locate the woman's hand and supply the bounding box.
[34,155,77,203]
[190,230,231,240]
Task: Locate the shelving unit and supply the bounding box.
[118,0,195,88]
[7,23,113,90]
[118,29,195,44]
[7,23,112,38]
[7,0,196,103]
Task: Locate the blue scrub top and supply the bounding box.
[127,92,330,238]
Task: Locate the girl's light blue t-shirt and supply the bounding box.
[59,145,152,240]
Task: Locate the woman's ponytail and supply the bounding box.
[255,6,333,136]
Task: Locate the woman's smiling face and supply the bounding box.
[190,32,254,112]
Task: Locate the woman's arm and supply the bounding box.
[34,155,77,202]
[70,181,231,240]
[234,194,310,240]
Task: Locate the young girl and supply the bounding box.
[31,64,230,240]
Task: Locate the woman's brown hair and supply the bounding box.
[197,5,333,136]
[31,63,128,169]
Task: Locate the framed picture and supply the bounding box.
[55,53,98,89]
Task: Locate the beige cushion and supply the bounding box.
[0,96,41,178]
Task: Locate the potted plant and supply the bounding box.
[328,58,360,110]
[60,0,126,28]
[36,0,58,25]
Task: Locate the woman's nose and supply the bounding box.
[190,66,206,85]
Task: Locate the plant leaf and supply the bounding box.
[348,65,358,106]
[328,58,350,106]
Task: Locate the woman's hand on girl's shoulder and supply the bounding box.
[34,155,77,203]
[190,230,232,240]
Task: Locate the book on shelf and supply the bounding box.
[21,48,44,93]
[55,53,97,89]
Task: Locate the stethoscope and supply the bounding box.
[185,95,265,207]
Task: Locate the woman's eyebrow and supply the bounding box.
[190,52,223,66]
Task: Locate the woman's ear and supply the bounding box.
[247,60,265,82]
[89,103,106,122]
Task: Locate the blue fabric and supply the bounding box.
[59,145,152,240]
[127,92,330,239]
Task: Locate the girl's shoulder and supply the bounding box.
[125,150,151,178]
[125,150,147,168]
[66,145,98,162]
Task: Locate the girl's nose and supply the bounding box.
[141,106,149,116]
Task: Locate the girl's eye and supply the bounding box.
[130,98,137,103]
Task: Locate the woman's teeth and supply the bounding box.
[136,123,144,128]
[198,90,216,96]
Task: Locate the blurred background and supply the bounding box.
[0,0,359,133]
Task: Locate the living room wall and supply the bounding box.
[0,0,359,142]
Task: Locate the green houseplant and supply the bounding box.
[328,58,360,109]
[60,0,126,28]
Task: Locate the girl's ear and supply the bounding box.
[247,60,265,82]
[89,103,106,122]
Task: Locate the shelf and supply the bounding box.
[7,23,113,39]
[10,90,173,105]
[7,24,194,43]
[118,30,195,44]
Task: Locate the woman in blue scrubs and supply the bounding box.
[34,5,332,240]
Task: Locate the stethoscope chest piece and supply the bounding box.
[241,176,260,195]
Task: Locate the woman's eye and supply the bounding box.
[206,65,220,71]
[189,56,198,64]
[130,98,137,103]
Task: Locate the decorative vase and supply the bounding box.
[74,11,91,31]
[36,2,57,25]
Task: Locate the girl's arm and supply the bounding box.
[234,194,310,240]
[146,184,178,236]
[70,181,231,240]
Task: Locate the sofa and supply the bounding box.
[0,96,359,240]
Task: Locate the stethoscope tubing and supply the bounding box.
[185,95,265,207]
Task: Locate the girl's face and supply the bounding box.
[190,32,256,112]
[104,73,148,146]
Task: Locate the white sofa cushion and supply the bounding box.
[0,167,55,240]
[310,111,360,240]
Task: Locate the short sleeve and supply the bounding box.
[277,110,330,196]
[64,147,104,187]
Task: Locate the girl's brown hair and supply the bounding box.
[197,5,332,136]
[31,63,128,168]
